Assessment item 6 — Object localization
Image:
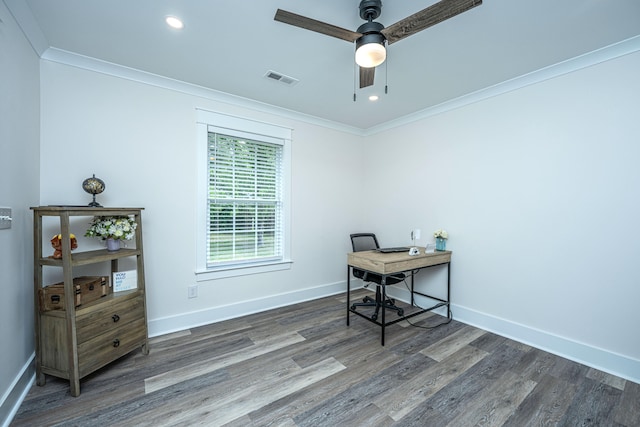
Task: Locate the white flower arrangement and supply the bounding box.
[434,229,449,240]
[85,216,137,241]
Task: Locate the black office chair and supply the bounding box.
[350,233,405,320]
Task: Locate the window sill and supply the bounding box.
[195,259,293,281]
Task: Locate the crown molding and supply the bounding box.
[40,47,367,136]
[364,35,640,136]
[41,34,640,138]
[7,0,640,137]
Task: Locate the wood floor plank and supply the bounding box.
[614,380,640,426]
[444,370,537,427]
[374,344,489,420]
[398,341,529,424]
[587,367,627,391]
[247,338,401,425]
[560,377,624,426]
[387,317,465,355]
[149,329,191,344]
[420,324,486,361]
[143,357,346,427]
[502,373,578,427]
[329,402,395,427]
[292,352,436,426]
[510,346,559,383]
[144,331,306,394]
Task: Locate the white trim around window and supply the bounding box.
[195,109,292,281]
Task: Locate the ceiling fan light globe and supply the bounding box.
[355,42,386,68]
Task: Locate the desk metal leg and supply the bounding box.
[346,265,351,326]
[447,262,451,319]
[411,270,415,306]
[381,277,386,346]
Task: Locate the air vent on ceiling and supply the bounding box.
[264,70,299,86]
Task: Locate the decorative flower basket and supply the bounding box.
[85,216,137,251]
[434,229,448,251]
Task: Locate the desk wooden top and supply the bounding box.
[348,250,451,275]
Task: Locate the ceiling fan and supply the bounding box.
[274,0,482,89]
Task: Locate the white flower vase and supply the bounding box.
[435,237,447,251]
[106,238,121,252]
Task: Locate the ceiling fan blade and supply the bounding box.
[381,0,482,45]
[274,9,362,42]
[359,67,375,88]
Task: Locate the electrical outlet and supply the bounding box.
[188,285,198,299]
[414,229,421,240]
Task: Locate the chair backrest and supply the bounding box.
[350,233,379,252]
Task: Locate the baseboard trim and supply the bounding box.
[451,303,640,385]
[386,285,640,385]
[1,355,35,427]
[148,280,350,338]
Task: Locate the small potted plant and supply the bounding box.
[433,228,448,251]
[85,216,137,251]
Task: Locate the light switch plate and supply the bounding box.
[0,207,12,230]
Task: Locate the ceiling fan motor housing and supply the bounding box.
[356,21,386,48]
[359,0,382,21]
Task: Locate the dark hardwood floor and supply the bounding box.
[12,290,640,426]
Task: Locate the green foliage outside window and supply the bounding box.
[207,133,282,266]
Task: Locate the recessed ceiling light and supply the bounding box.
[369,95,379,101]
[165,16,184,29]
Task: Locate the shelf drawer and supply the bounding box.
[76,294,145,344]
[77,317,147,378]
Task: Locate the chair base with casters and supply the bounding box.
[350,264,406,320]
[350,284,404,321]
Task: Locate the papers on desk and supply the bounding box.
[425,243,436,253]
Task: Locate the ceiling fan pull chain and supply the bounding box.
[385,50,389,94]
[353,62,357,102]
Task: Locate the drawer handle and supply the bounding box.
[113,339,120,348]
[112,314,120,323]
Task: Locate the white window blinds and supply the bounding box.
[207,132,283,267]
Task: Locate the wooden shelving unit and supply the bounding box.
[31,206,149,397]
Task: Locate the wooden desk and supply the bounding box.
[347,250,452,345]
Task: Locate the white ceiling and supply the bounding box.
[8,0,640,131]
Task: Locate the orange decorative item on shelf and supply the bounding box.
[50,234,78,259]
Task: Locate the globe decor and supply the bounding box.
[434,228,448,251]
[85,216,137,252]
[82,174,105,207]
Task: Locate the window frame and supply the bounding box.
[196,109,292,281]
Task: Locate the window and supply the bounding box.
[208,133,282,266]
[196,110,291,280]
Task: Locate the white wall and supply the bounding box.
[0,2,40,423]
[38,60,365,335]
[364,50,640,381]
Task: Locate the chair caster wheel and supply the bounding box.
[350,305,356,311]
[397,309,404,316]
[371,314,378,321]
